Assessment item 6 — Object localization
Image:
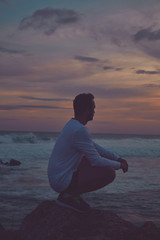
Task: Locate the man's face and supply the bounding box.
[87,100,95,122]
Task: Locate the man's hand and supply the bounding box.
[118,158,128,173]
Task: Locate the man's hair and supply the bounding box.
[73,93,94,117]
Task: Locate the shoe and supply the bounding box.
[56,193,90,213]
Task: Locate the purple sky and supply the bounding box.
[0,0,160,134]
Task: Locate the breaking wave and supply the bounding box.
[0,132,58,144]
[0,131,160,158]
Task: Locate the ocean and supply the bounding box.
[0,130,160,229]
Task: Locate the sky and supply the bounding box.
[0,0,160,134]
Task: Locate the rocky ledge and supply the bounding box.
[0,200,160,240]
[0,159,21,166]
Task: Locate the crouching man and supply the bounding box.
[48,93,128,213]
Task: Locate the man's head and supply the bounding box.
[73,93,95,123]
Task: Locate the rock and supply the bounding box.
[136,221,160,240]
[0,159,21,166]
[20,200,131,240]
[0,159,5,166]
[0,159,3,164]
[0,223,5,232]
[0,224,21,240]
[1,200,160,240]
[9,159,21,166]
[19,200,160,240]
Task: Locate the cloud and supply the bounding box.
[0,61,33,77]
[136,69,160,75]
[115,68,123,71]
[103,66,114,70]
[0,104,71,111]
[134,28,160,41]
[53,82,150,100]
[74,55,99,62]
[0,0,9,5]
[19,7,80,35]
[0,117,16,121]
[0,45,25,54]
[20,96,72,102]
[92,87,148,99]
[143,84,160,88]
[103,66,123,71]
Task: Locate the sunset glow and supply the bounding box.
[0,0,160,134]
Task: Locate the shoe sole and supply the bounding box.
[56,200,90,213]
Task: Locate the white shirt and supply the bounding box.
[48,118,121,192]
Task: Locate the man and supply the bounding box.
[48,93,128,213]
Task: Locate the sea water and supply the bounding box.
[0,131,160,229]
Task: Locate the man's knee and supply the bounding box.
[104,167,116,184]
[110,167,116,182]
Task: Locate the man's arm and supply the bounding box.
[94,142,129,173]
[93,142,119,161]
[94,142,128,173]
[73,127,121,170]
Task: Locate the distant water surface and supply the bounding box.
[0,131,160,229]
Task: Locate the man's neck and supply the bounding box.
[74,116,87,125]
